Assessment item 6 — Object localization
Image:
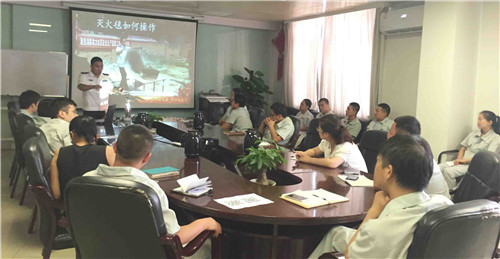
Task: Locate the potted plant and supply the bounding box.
[236,141,286,186]
[232,67,272,108]
[146,112,164,128]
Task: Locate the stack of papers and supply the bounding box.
[338,175,373,187]
[172,174,212,197]
[215,193,273,210]
[280,189,349,209]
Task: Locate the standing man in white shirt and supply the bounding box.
[308,135,452,258]
[366,103,394,132]
[40,98,78,154]
[341,102,362,138]
[78,57,120,119]
[316,98,334,119]
[387,116,450,198]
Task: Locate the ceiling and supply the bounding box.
[82,1,373,22]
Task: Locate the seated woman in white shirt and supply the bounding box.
[296,114,367,172]
[440,110,500,190]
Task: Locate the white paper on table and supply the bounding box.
[176,174,210,193]
[258,141,271,147]
[338,175,374,187]
[214,193,273,210]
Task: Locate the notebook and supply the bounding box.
[143,166,180,180]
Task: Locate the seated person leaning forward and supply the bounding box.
[308,135,452,258]
[40,98,78,155]
[83,125,222,258]
[387,115,450,198]
[366,103,394,132]
[219,92,253,132]
[439,110,500,190]
[341,102,362,138]
[296,115,367,172]
[258,102,295,146]
[50,116,116,200]
[316,98,334,119]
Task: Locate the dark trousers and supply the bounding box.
[83,110,105,120]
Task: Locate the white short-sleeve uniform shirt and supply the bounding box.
[78,71,115,111]
[318,140,368,172]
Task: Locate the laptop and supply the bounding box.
[96,104,116,126]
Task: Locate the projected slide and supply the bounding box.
[71,10,197,108]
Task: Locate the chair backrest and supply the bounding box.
[297,118,321,151]
[22,135,56,244]
[287,115,301,147]
[247,105,264,129]
[37,98,54,118]
[407,199,500,259]
[353,119,370,144]
[7,101,20,112]
[358,130,387,174]
[23,123,47,143]
[8,108,19,140]
[65,176,169,258]
[453,151,500,203]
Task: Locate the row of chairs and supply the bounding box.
[22,133,219,258]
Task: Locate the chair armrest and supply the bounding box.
[159,230,214,257]
[438,149,459,164]
[487,193,500,203]
[319,251,345,259]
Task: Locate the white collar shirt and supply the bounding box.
[78,71,115,111]
[461,129,500,159]
[263,116,295,145]
[40,118,72,155]
[367,117,394,132]
[83,164,181,234]
[296,110,314,129]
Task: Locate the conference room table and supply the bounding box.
[141,119,375,258]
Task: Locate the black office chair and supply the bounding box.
[321,200,500,259]
[453,151,500,203]
[247,105,264,129]
[10,113,35,202]
[8,106,20,181]
[353,119,370,144]
[38,98,55,118]
[285,115,301,148]
[65,176,220,259]
[7,100,20,112]
[296,118,321,151]
[23,135,74,259]
[358,130,387,174]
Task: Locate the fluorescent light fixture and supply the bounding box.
[29,29,48,33]
[401,14,407,19]
[29,23,52,27]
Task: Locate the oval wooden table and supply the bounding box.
[146,121,374,258]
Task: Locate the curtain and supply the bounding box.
[284,8,376,119]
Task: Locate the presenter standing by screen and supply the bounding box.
[78,57,119,119]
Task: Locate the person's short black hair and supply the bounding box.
[19,90,41,109]
[378,103,391,116]
[51,98,77,118]
[319,114,353,144]
[116,124,153,163]
[233,92,246,107]
[318,98,329,105]
[379,135,433,192]
[90,57,103,66]
[69,116,97,144]
[270,102,287,118]
[232,88,243,95]
[394,116,421,136]
[303,99,312,109]
[349,102,360,114]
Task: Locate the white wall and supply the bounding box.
[378,32,422,118]
[416,1,498,158]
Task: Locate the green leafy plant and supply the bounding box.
[232,67,272,108]
[236,141,286,185]
[146,112,164,128]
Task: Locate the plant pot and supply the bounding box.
[254,169,276,186]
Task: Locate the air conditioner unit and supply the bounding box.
[380,5,424,35]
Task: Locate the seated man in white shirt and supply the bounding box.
[341,102,362,138]
[220,92,253,132]
[387,116,450,198]
[309,134,452,259]
[296,99,314,132]
[316,98,334,119]
[40,98,78,154]
[258,102,295,146]
[18,90,50,127]
[84,125,222,258]
[219,88,242,126]
[366,103,394,132]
